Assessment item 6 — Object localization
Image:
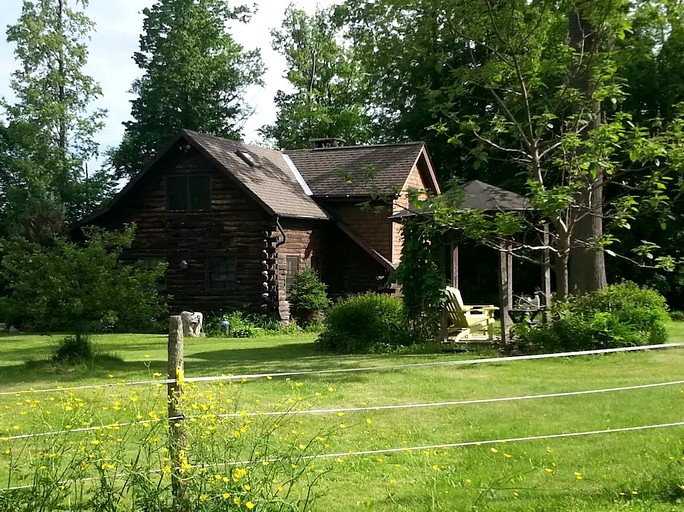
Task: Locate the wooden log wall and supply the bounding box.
[91,147,273,314]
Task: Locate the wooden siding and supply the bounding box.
[82,141,430,319]
[89,147,276,314]
[392,161,433,265]
[323,202,393,262]
[320,224,388,296]
[275,220,324,321]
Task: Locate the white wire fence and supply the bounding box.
[2,378,683,442]
[3,420,683,493]
[1,342,682,398]
[1,336,682,499]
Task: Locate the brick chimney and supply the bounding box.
[310,138,346,149]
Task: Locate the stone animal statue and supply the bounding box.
[180,311,203,337]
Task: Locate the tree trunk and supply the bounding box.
[567,6,607,294]
[556,250,569,299]
[553,225,571,299]
[569,181,607,294]
[57,0,67,154]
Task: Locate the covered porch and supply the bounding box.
[392,180,553,343]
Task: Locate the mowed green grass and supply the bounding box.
[0,326,683,511]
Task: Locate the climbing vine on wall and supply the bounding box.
[394,218,447,340]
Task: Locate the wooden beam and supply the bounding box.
[542,223,552,307]
[507,247,514,310]
[498,246,512,343]
[451,244,459,288]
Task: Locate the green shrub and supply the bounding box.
[317,293,417,353]
[518,282,670,352]
[288,268,330,325]
[670,310,684,322]
[205,311,263,338]
[204,311,303,338]
[53,335,94,363]
[0,227,167,334]
[0,296,15,325]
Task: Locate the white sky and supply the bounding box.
[0,0,339,157]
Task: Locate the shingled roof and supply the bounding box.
[77,130,329,226]
[389,180,530,222]
[285,142,430,198]
[183,130,328,219]
[460,180,529,211]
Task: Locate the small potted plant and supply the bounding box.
[288,268,330,326]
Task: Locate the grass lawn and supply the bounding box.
[0,326,683,511]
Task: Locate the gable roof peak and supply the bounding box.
[285,141,435,198]
[180,130,328,219]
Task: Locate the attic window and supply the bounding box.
[166,175,211,211]
[235,150,261,168]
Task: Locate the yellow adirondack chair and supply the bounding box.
[443,287,498,342]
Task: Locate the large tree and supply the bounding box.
[608,0,684,305]
[260,4,374,149]
[353,0,684,298]
[109,0,264,178]
[337,0,502,184]
[0,0,108,231]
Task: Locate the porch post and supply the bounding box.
[451,243,459,288]
[498,245,512,342]
[542,223,552,307]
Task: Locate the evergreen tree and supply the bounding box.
[260,5,374,149]
[109,0,264,178]
[1,0,108,231]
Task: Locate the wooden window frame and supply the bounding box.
[285,255,301,296]
[206,255,237,291]
[166,174,212,212]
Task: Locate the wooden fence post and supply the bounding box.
[168,315,188,510]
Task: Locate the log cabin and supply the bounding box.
[78,130,440,320]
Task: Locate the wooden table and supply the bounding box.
[509,307,546,327]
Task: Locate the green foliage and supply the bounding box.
[0,364,335,511]
[317,293,416,353]
[0,226,167,333]
[109,0,264,178]
[260,5,374,148]
[339,0,684,298]
[205,311,262,338]
[670,310,684,322]
[336,0,486,183]
[52,334,94,363]
[288,268,330,325]
[518,282,670,352]
[393,220,446,340]
[205,311,303,338]
[1,0,111,228]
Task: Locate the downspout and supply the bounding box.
[275,215,287,248]
[274,216,288,322]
